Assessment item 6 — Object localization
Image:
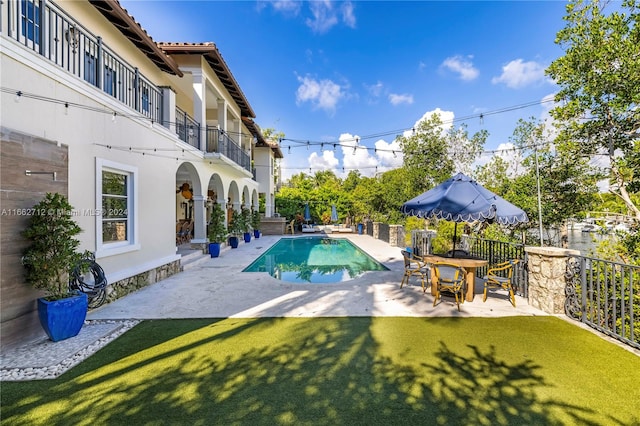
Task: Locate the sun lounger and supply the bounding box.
[302,224,319,233]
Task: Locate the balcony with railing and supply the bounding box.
[3,0,253,174]
[3,0,163,123]
[175,107,200,149]
[205,127,251,172]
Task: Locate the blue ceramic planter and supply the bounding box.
[209,242,221,257]
[243,232,251,243]
[37,292,88,342]
[229,236,239,248]
[253,230,260,239]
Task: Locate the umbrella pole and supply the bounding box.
[452,222,458,257]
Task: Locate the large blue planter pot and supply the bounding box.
[209,242,221,257]
[229,236,239,248]
[37,292,88,342]
[253,230,261,239]
[243,232,251,243]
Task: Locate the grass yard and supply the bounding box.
[1,316,639,425]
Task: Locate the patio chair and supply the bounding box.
[176,221,191,245]
[400,250,429,291]
[287,219,296,235]
[483,259,518,307]
[432,262,466,311]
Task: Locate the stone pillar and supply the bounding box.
[373,222,381,240]
[525,246,580,314]
[389,225,404,248]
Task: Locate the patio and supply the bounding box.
[2,233,637,381]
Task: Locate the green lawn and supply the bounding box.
[2,316,639,425]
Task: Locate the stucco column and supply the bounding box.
[192,72,206,150]
[525,246,580,314]
[160,86,176,132]
[190,195,207,243]
[217,98,227,132]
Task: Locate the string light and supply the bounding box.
[64,102,69,115]
[14,91,22,102]
[112,112,117,123]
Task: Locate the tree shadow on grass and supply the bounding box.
[1,318,634,425]
[420,342,620,425]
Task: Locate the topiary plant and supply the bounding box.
[208,202,227,243]
[21,193,85,301]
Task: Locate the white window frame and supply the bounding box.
[95,158,139,258]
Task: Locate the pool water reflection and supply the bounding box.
[243,237,388,283]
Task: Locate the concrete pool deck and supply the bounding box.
[87,234,546,320]
[1,234,548,379]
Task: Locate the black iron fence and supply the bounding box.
[565,256,639,350]
[205,127,251,172]
[175,107,200,149]
[4,0,162,123]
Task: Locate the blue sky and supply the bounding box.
[120,1,569,180]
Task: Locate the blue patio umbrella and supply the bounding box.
[304,203,311,223]
[331,205,338,223]
[401,172,529,253]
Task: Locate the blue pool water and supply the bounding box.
[243,237,388,283]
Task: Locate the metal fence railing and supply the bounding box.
[565,256,639,350]
[4,0,163,123]
[175,107,200,149]
[205,127,251,172]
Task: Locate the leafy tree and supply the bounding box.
[397,113,485,193]
[546,0,640,220]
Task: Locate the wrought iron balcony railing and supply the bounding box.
[4,0,162,123]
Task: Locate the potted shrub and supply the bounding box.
[241,207,252,243]
[21,193,88,342]
[251,209,261,239]
[207,202,227,258]
[227,209,242,248]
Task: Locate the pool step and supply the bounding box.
[179,249,210,271]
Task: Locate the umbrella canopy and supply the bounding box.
[401,172,529,225]
[331,205,338,223]
[304,203,311,223]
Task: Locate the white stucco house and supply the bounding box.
[0,0,282,348]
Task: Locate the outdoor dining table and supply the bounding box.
[421,254,488,302]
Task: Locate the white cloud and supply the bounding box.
[364,81,383,98]
[441,55,479,81]
[261,0,301,15]
[308,150,340,172]
[389,93,414,106]
[341,1,356,28]
[406,108,455,137]
[375,138,403,170]
[492,59,548,88]
[295,74,344,114]
[304,0,355,33]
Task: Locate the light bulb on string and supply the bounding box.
[112,112,117,123]
[14,91,22,103]
[64,102,69,115]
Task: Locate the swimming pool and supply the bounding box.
[243,237,388,283]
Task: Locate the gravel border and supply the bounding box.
[0,320,139,381]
